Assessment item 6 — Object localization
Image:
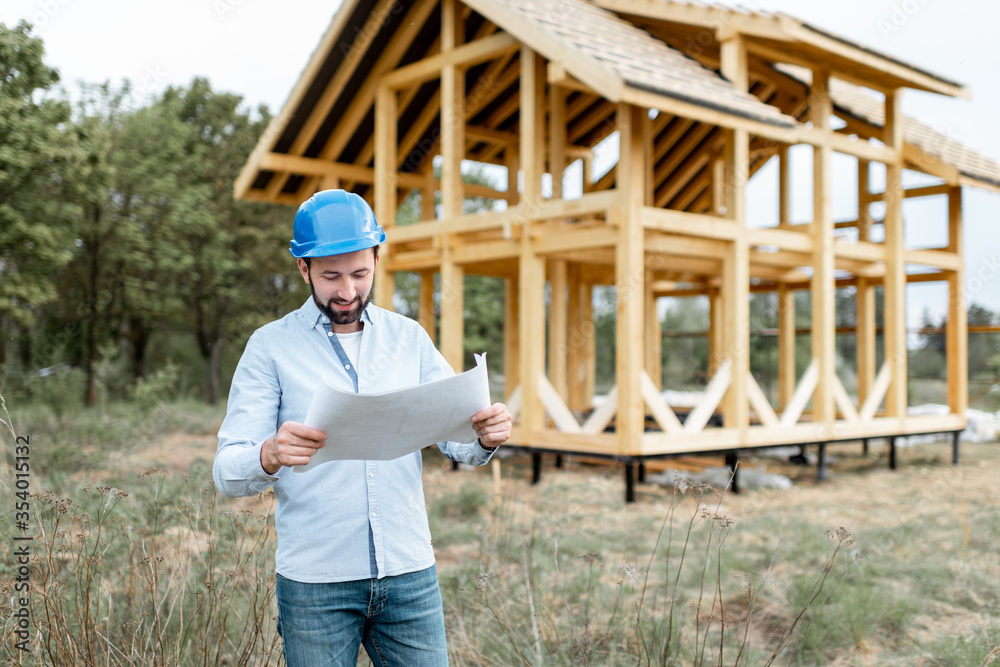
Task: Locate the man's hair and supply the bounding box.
[303,245,379,270]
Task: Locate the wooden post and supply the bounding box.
[778,144,790,227]
[708,286,723,375]
[418,270,436,342]
[719,35,749,435]
[519,46,546,436]
[420,165,436,221]
[582,281,596,411]
[810,68,836,431]
[645,269,662,388]
[439,0,465,372]
[778,284,795,410]
[549,84,566,200]
[504,275,520,401]
[946,186,967,416]
[616,103,647,456]
[856,159,876,408]
[374,84,397,310]
[549,259,569,400]
[567,263,583,411]
[883,89,908,419]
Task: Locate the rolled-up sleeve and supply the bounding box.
[214,331,282,497]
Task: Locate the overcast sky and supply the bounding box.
[2,0,997,320]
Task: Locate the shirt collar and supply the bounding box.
[300,297,376,330]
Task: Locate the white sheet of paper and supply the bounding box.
[295,353,491,471]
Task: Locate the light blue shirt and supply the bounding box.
[213,298,495,583]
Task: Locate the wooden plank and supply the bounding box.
[883,90,907,418]
[582,386,618,435]
[905,248,962,271]
[684,358,732,433]
[549,259,569,400]
[641,206,741,240]
[777,144,790,226]
[947,186,967,416]
[519,46,546,439]
[532,225,618,255]
[374,85,397,310]
[582,281,596,412]
[746,372,779,428]
[641,370,682,435]
[903,143,960,185]
[616,104,647,455]
[537,373,582,433]
[452,239,520,264]
[418,270,435,342]
[860,362,893,422]
[831,373,860,423]
[439,251,464,372]
[645,269,661,387]
[777,284,795,411]
[566,264,584,412]
[381,32,519,89]
[779,359,818,427]
[749,227,814,253]
[504,277,520,401]
[506,384,522,423]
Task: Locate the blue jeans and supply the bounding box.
[276,565,449,666]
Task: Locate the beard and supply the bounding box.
[310,280,373,327]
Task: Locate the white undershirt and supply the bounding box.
[335,330,363,370]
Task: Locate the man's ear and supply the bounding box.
[297,258,310,284]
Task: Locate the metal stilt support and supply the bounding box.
[952,431,961,464]
[637,462,646,483]
[817,443,827,481]
[624,461,636,503]
[888,437,898,470]
[531,453,542,485]
[862,439,869,456]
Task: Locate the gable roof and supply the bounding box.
[467,0,795,127]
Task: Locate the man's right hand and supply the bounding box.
[261,422,328,474]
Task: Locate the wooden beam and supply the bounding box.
[641,206,741,240]
[549,259,569,401]
[810,68,836,430]
[777,144,790,226]
[374,85,397,310]
[645,269,662,388]
[380,32,519,89]
[857,158,875,411]
[777,284,795,411]
[947,186,967,417]
[504,276,520,401]
[519,45,546,438]
[418,270,436,342]
[616,103,646,455]
[883,89,907,419]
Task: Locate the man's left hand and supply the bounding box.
[472,403,512,450]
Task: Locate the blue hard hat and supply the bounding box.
[289,189,386,258]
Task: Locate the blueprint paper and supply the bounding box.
[295,354,490,471]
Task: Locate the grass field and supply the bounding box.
[2,398,999,665]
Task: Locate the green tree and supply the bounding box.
[0,21,73,367]
[163,79,298,404]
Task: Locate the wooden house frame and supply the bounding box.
[236,0,1000,497]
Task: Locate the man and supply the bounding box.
[214,189,512,666]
